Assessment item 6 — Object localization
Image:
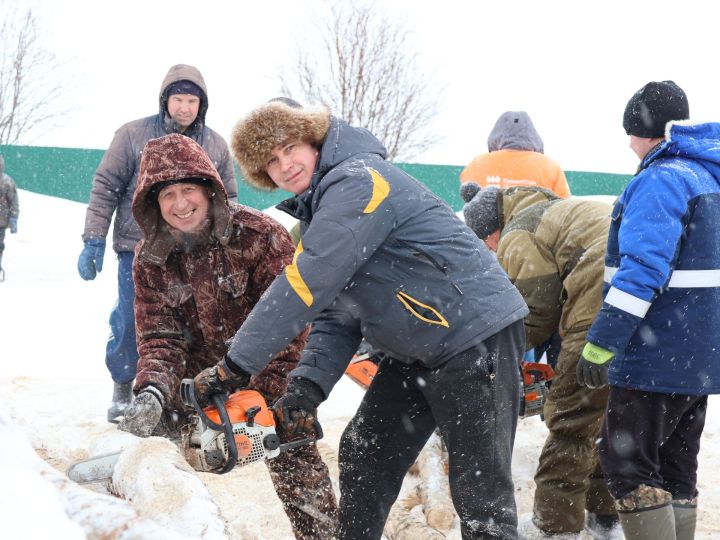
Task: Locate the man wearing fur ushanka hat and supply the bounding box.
[194,101,530,539]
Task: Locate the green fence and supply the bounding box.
[0,144,631,211]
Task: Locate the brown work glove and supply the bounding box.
[272,377,325,440]
[193,356,251,407]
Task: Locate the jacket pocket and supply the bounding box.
[395,290,450,328]
[218,270,249,298]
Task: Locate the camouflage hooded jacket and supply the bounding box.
[494,187,611,353]
[83,64,238,253]
[131,134,306,414]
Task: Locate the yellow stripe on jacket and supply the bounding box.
[364,168,390,213]
[285,240,314,307]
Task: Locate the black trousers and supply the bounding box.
[598,386,707,501]
[337,319,525,539]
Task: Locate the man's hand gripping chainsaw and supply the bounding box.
[66,379,323,483]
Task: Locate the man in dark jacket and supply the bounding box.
[118,133,337,539]
[578,81,720,539]
[193,101,529,539]
[77,64,238,423]
[0,154,20,282]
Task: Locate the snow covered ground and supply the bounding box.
[0,190,718,539]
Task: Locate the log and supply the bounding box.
[417,432,456,532]
[0,405,189,540]
[384,494,446,540]
[112,437,231,539]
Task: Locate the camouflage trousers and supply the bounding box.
[533,346,616,534]
[266,443,338,539]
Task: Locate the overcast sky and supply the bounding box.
[26,0,719,175]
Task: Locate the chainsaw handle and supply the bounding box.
[180,378,226,431]
[278,416,324,453]
[212,393,238,474]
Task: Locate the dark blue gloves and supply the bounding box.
[272,377,325,439]
[77,238,106,280]
[8,217,17,234]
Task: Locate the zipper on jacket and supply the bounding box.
[397,239,464,295]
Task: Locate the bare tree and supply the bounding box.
[0,1,66,145]
[280,3,443,161]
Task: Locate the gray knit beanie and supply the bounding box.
[461,183,501,239]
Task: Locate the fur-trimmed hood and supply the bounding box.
[231,101,332,190]
[132,133,231,265]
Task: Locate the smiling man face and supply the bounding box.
[157,181,210,233]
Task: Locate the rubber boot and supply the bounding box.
[107,381,133,423]
[585,512,622,539]
[672,503,697,540]
[618,505,676,540]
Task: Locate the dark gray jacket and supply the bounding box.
[82,64,238,252]
[228,117,528,396]
[0,172,19,228]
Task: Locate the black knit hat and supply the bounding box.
[461,183,501,240]
[166,80,203,98]
[623,81,689,138]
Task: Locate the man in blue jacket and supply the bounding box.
[577,81,720,539]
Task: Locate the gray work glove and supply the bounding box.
[118,387,163,437]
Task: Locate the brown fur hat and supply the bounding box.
[231,101,331,191]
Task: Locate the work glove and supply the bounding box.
[193,356,251,407]
[576,342,614,389]
[272,377,325,440]
[118,387,164,437]
[9,217,17,234]
[77,238,106,280]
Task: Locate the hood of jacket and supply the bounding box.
[646,121,720,182]
[159,64,209,136]
[132,133,231,265]
[498,186,560,229]
[487,111,544,153]
[278,116,388,222]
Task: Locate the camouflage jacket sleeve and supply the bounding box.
[82,126,135,241]
[132,252,190,402]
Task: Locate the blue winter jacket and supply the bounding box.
[587,122,720,395]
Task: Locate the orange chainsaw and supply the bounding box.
[66,379,321,483]
[344,352,379,390]
[519,361,555,419]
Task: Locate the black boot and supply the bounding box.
[107,381,134,423]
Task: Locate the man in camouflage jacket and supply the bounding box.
[78,64,238,423]
[119,133,336,539]
[461,184,618,538]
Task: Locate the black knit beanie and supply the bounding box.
[623,81,689,138]
[166,80,203,98]
[461,183,501,240]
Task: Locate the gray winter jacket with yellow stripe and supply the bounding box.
[227,117,528,396]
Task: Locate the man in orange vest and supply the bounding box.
[460,111,570,198]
